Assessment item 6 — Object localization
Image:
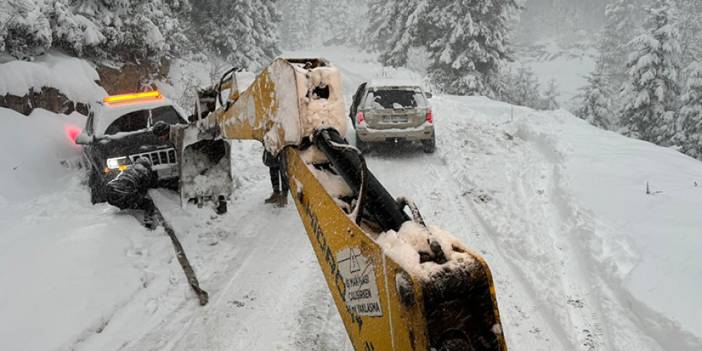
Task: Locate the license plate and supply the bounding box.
[384,116,408,123]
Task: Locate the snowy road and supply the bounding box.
[2,48,702,351]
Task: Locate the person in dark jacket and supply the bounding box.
[262,149,288,207]
[105,157,158,228]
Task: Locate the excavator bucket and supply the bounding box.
[171,125,232,209]
[168,58,508,350]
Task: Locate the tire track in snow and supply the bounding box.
[119,179,327,351]
[520,123,700,351]
[436,99,674,351]
[365,147,570,350]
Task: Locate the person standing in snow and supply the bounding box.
[104,158,158,228]
[262,149,288,207]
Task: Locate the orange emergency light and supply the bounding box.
[103,90,162,104]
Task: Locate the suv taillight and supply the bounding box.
[356,111,365,124]
[65,126,81,144]
[426,108,433,124]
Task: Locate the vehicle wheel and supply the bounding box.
[89,170,106,204]
[356,135,370,153]
[422,135,436,154]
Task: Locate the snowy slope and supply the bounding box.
[0,107,169,350]
[1,49,701,351]
[428,97,702,350]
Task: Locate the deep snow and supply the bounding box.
[0,47,701,351]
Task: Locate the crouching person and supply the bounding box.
[105,158,158,228]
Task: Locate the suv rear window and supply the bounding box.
[365,89,427,109]
[104,106,184,135]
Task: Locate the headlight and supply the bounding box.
[106,156,129,170]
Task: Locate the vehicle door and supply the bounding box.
[350,82,367,127]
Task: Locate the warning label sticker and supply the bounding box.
[336,247,382,317]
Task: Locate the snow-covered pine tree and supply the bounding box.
[1,1,52,59]
[576,60,614,129]
[316,0,367,47]
[422,0,520,96]
[677,62,702,158]
[503,66,542,109]
[365,0,400,52]
[278,0,369,50]
[673,0,702,69]
[1,0,191,62]
[620,0,681,145]
[192,0,281,71]
[277,0,309,50]
[542,79,560,110]
[369,0,519,96]
[378,1,426,67]
[598,0,639,94]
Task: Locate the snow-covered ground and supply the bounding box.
[1,47,701,350]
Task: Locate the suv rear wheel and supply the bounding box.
[422,134,436,154]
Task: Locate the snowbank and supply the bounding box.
[0,53,106,103]
[0,107,163,351]
[0,107,85,202]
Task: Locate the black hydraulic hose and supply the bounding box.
[313,129,409,232]
[217,67,239,108]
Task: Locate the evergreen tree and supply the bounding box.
[365,0,400,52]
[1,0,191,62]
[317,0,367,47]
[677,62,702,158]
[542,79,560,110]
[598,0,639,93]
[277,0,313,50]
[576,60,614,129]
[369,0,520,96]
[378,0,426,67]
[192,0,281,70]
[503,66,543,109]
[278,0,368,50]
[422,0,520,96]
[620,0,681,145]
[673,0,702,69]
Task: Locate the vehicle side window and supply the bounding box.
[104,109,149,135]
[85,111,95,135]
[151,106,185,125]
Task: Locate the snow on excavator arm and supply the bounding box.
[168,58,508,351]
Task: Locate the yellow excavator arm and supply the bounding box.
[168,58,508,351]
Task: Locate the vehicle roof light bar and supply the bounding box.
[103,90,162,104]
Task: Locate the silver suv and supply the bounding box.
[350,80,435,153]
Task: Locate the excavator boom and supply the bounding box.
[169,58,508,351]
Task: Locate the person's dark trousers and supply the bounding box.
[269,164,289,194]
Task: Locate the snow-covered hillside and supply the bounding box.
[1,48,701,351]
